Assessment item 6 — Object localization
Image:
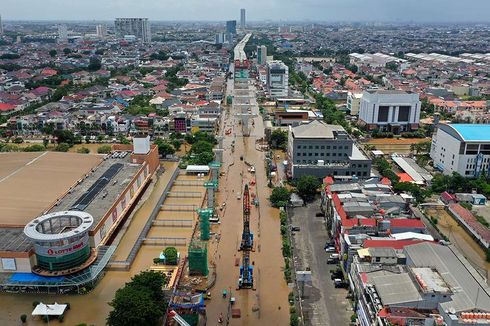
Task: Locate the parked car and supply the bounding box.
[291,226,300,232]
[334,279,349,288]
[327,258,339,264]
[324,241,334,249]
[315,212,324,217]
[324,246,336,253]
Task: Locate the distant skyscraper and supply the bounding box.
[96,24,107,39]
[226,20,237,35]
[257,45,267,65]
[115,18,151,43]
[215,32,225,45]
[240,9,246,29]
[58,24,68,43]
[0,15,3,36]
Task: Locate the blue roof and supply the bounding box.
[450,124,490,141]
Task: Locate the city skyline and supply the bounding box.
[1,0,490,22]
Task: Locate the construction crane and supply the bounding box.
[238,184,254,289]
[239,184,253,251]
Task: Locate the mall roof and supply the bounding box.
[449,124,490,142]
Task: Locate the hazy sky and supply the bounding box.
[2,0,490,22]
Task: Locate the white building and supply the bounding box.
[58,24,68,43]
[359,90,420,133]
[266,60,289,99]
[431,124,490,177]
[349,52,408,70]
[0,15,3,35]
[347,92,363,116]
[96,24,107,39]
[115,18,151,43]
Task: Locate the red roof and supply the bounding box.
[448,203,490,243]
[323,176,334,185]
[363,239,425,250]
[0,103,16,111]
[397,173,414,183]
[381,177,392,186]
[389,218,425,229]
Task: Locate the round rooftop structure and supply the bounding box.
[24,211,94,274]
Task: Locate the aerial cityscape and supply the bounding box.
[0,1,489,326]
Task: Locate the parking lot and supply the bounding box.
[289,198,353,326]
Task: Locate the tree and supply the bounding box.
[97,145,112,154]
[88,57,102,71]
[53,129,75,144]
[43,138,49,148]
[63,48,72,55]
[49,49,57,57]
[270,187,290,207]
[55,143,70,152]
[191,152,214,165]
[154,138,175,157]
[164,247,178,265]
[24,144,46,152]
[107,271,168,326]
[77,147,90,154]
[190,140,213,154]
[270,129,288,149]
[296,175,321,201]
[20,314,27,323]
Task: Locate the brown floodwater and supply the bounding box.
[0,160,210,325]
[205,83,289,325]
[426,208,490,279]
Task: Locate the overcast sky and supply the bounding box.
[2,0,490,22]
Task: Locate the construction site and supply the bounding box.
[0,34,289,326]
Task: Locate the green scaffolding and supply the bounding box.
[188,241,208,276]
[198,208,213,241]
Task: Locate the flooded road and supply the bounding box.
[426,208,490,280]
[0,160,209,325]
[205,77,289,325]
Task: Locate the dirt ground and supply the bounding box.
[364,137,431,154]
[0,152,102,225]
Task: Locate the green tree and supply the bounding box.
[53,129,75,144]
[190,152,214,165]
[77,147,90,154]
[88,57,102,71]
[55,143,70,152]
[270,129,288,149]
[164,247,178,265]
[190,140,213,154]
[270,187,290,207]
[296,175,321,201]
[97,145,112,154]
[63,48,72,55]
[154,138,175,157]
[49,49,57,57]
[23,144,46,152]
[107,271,168,326]
[43,138,49,148]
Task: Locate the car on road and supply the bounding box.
[291,226,300,232]
[327,257,339,264]
[324,246,336,253]
[324,241,334,248]
[315,212,324,217]
[334,278,349,288]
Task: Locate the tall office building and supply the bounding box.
[0,15,3,36]
[215,32,225,45]
[226,20,237,35]
[257,45,267,65]
[240,9,246,29]
[266,60,289,98]
[58,24,68,43]
[115,18,151,43]
[96,24,107,39]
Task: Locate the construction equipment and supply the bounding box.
[238,184,254,289]
[239,184,253,251]
[238,250,254,289]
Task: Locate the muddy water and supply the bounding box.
[426,208,490,279]
[205,83,289,325]
[0,161,207,326]
[112,161,179,261]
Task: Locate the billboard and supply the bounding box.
[34,235,88,257]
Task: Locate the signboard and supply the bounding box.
[34,235,87,257]
[1,258,16,271]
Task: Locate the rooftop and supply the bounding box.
[291,120,345,139]
[0,152,102,226]
[449,124,490,142]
